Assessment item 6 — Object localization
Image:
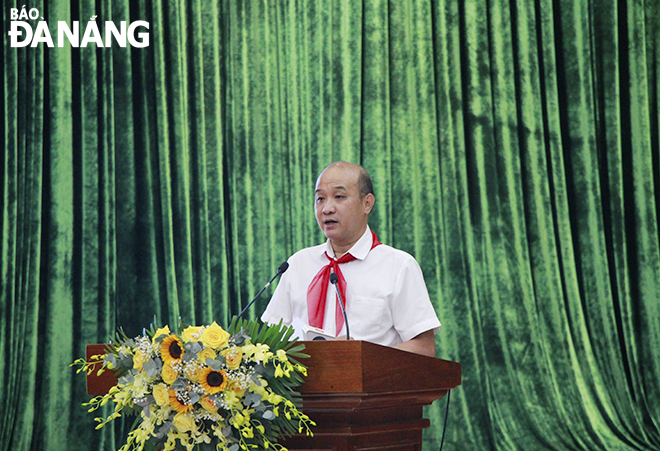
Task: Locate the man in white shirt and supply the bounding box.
[261,161,440,356]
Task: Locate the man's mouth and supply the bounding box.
[324,220,338,225]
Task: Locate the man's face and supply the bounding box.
[314,165,374,251]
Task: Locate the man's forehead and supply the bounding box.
[315,166,359,189]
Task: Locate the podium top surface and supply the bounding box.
[298,340,461,394]
[86,340,461,396]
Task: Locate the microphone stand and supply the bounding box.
[329,272,350,341]
[237,262,289,319]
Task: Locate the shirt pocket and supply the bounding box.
[348,296,390,337]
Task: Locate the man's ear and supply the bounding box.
[363,193,375,215]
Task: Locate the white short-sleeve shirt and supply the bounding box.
[261,226,441,346]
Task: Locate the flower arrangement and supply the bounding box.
[73,318,315,451]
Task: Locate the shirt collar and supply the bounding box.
[323,226,373,261]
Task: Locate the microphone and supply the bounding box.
[237,262,289,319]
[329,272,350,340]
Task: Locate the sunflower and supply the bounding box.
[169,390,194,413]
[200,367,228,394]
[161,335,184,363]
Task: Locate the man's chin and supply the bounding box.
[321,223,340,237]
[322,230,338,241]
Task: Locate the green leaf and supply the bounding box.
[143,359,161,378]
[171,378,187,391]
[206,358,223,371]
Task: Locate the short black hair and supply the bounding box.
[356,166,373,199]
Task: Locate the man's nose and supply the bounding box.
[322,200,336,213]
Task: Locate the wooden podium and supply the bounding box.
[86,341,461,451]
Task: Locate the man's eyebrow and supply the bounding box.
[315,185,347,193]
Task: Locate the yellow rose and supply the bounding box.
[197,348,216,363]
[200,322,230,350]
[181,325,203,342]
[133,350,147,371]
[161,362,178,385]
[152,325,171,344]
[172,412,196,433]
[152,383,169,406]
[227,380,247,397]
[200,395,218,413]
[221,347,243,370]
[184,363,202,382]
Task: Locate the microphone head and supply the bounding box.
[329,272,339,284]
[278,261,290,274]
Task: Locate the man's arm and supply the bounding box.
[393,330,436,357]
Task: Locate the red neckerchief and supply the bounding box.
[306,230,381,335]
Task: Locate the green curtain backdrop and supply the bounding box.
[2,0,659,450]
